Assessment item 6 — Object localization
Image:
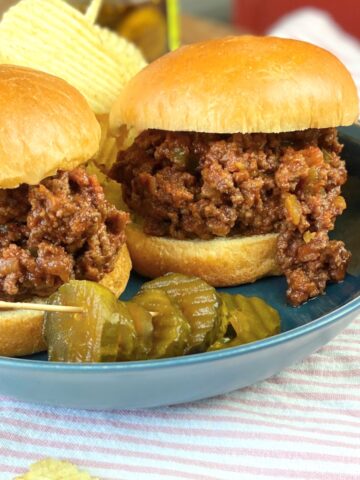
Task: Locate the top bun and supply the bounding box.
[110,36,359,135]
[0,65,101,188]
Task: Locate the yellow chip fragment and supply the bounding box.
[0,0,146,114]
[87,159,127,212]
[15,458,99,480]
[93,113,138,174]
[92,114,118,173]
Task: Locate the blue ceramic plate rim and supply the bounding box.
[0,290,359,371]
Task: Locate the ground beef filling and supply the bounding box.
[0,167,129,300]
[110,128,350,306]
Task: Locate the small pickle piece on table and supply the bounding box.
[44,280,122,362]
[208,293,281,350]
[126,301,153,360]
[133,289,191,358]
[141,273,220,352]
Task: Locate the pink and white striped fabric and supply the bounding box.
[1,313,360,480]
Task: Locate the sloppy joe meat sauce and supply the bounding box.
[0,167,128,301]
[111,128,350,306]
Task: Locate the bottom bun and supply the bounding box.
[126,223,281,287]
[0,244,132,357]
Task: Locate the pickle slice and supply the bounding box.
[133,289,190,358]
[141,273,220,352]
[211,293,281,350]
[116,301,137,361]
[126,301,153,360]
[44,280,122,362]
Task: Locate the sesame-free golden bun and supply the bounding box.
[110,36,359,135]
[126,224,280,286]
[0,65,101,189]
[0,245,132,357]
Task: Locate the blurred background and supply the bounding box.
[0,0,359,83]
[180,0,360,106]
[183,0,360,40]
[1,1,360,56]
[182,0,231,23]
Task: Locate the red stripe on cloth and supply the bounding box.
[301,355,360,364]
[193,402,360,429]
[265,375,360,389]
[0,449,221,480]
[1,413,359,450]
[2,447,360,480]
[2,430,360,466]
[284,368,360,377]
[320,345,360,354]
[337,329,360,335]
[223,397,360,416]
[120,410,360,437]
[5,397,360,431]
[1,417,359,459]
[245,385,360,402]
[0,464,23,474]
[100,407,360,439]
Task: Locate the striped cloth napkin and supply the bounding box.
[1,316,360,480]
[1,8,360,480]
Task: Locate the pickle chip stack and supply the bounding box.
[44,274,281,363]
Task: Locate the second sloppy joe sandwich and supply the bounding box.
[109,36,359,306]
[0,65,131,357]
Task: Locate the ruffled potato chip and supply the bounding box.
[15,458,98,480]
[0,0,146,114]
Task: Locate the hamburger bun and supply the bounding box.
[0,64,101,189]
[126,223,280,286]
[0,244,132,357]
[110,35,358,135]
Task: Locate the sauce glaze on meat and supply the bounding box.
[0,167,128,300]
[110,128,350,306]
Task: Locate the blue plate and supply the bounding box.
[1,126,360,410]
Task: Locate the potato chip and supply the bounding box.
[96,114,112,155]
[15,458,99,480]
[98,135,118,171]
[0,0,146,113]
[93,112,139,174]
[87,160,127,212]
[93,114,117,171]
[94,23,147,77]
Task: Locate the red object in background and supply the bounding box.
[233,0,360,39]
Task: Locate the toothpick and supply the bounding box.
[0,301,85,314]
[85,0,103,25]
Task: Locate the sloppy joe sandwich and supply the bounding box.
[0,65,131,356]
[109,36,359,306]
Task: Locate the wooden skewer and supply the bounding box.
[0,301,85,314]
